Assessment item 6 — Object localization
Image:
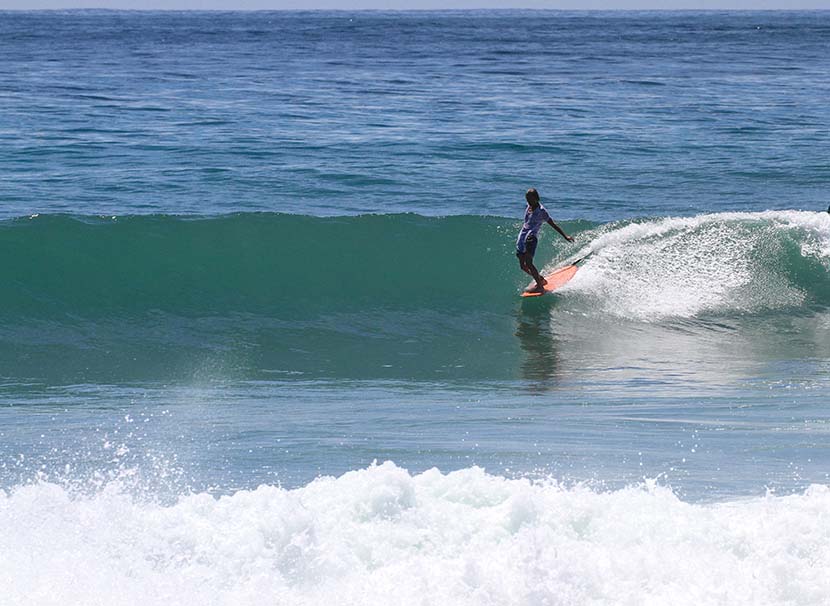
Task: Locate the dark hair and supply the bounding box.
[525,188,540,203]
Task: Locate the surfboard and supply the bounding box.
[520,254,590,298]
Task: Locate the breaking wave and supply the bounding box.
[1,211,827,381]
[2,462,829,606]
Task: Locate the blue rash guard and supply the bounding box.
[516,204,550,256]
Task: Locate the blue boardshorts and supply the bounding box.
[516,235,538,258]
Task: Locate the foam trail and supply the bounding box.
[2,462,830,605]
[558,210,830,320]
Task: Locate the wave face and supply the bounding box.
[0,213,525,317]
[2,462,830,606]
[1,211,828,382]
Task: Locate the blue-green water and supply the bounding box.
[2,10,829,220]
[1,11,830,605]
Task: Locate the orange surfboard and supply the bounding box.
[520,253,590,298]
[520,264,579,297]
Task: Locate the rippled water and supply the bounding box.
[2,11,830,605]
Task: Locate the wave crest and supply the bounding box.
[557,210,830,320]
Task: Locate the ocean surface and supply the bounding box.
[1,10,830,605]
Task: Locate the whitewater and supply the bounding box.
[3,10,830,606]
[2,464,830,606]
[3,210,830,605]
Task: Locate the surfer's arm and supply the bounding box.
[547,218,574,242]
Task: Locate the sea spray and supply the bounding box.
[557,210,830,320]
[2,462,830,606]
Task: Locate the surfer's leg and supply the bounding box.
[527,261,547,288]
[518,253,541,279]
[518,236,538,276]
[523,237,546,288]
[517,253,532,275]
[525,236,545,286]
[518,252,546,289]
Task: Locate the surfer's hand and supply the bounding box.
[566,235,575,242]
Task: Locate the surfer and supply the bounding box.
[516,188,574,291]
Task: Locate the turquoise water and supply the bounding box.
[2,11,830,605]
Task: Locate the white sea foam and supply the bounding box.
[558,210,830,320]
[2,462,830,606]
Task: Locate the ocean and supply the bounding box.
[1,10,830,605]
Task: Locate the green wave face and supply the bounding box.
[0,213,531,318]
[0,211,828,384]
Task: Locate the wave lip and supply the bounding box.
[558,210,830,321]
[3,462,830,605]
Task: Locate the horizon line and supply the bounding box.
[3,6,830,10]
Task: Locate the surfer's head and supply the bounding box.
[525,188,540,207]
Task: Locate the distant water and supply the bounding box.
[2,10,830,219]
[2,11,830,605]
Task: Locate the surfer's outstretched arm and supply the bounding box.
[547,218,574,242]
